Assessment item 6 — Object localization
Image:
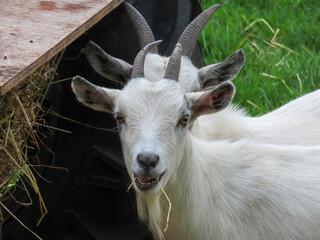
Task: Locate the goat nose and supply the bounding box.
[137,152,160,170]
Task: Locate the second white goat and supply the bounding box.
[86,3,320,146]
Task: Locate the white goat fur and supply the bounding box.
[144,53,320,146]
[192,89,320,145]
[72,77,320,240]
[144,54,200,92]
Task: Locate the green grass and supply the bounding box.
[200,0,320,116]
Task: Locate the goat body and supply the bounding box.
[192,89,320,145]
[159,136,320,240]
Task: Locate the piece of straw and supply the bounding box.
[244,18,274,33]
[127,177,137,192]
[262,72,279,79]
[270,28,280,43]
[246,100,262,111]
[0,202,43,240]
[126,176,172,232]
[296,73,302,93]
[157,176,171,232]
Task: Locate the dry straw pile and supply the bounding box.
[0,52,63,234]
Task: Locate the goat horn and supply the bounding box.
[178,4,220,57]
[131,40,163,79]
[164,43,182,81]
[123,2,158,54]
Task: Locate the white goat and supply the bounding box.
[72,42,320,240]
[86,3,320,146]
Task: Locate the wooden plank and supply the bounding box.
[0,0,124,95]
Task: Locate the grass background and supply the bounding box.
[200,0,320,116]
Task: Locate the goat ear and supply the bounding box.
[198,49,245,90]
[71,76,121,113]
[85,41,132,85]
[187,81,235,122]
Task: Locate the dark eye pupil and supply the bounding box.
[180,115,189,125]
[116,115,124,123]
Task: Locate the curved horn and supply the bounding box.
[131,40,162,79]
[164,43,182,81]
[178,4,220,57]
[123,2,158,54]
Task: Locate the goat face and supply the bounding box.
[71,75,189,193]
[72,75,235,194]
[115,78,189,193]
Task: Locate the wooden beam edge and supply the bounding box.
[0,0,124,96]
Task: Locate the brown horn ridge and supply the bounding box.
[123,2,158,54]
[178,4,220,57]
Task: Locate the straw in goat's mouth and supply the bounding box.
[156,176,171,232]
[127,177,137,191]
[128,172,165,191]
[126,175,172,232]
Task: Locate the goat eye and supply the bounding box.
[179,115,189,126]
[116,114,125,124]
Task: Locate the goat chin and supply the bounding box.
[136,192,164,240]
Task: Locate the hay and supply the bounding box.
[127,177,137,192]
[0,202,43,240]
[242,18,298,110]
[156,176,171,232]
[0,51,63,226]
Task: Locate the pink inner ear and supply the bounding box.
[194,92,218,114]
[194,89,234,116]
[211,93,218,103]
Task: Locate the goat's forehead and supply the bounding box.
[116,78,187,113]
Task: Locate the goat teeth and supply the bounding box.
[138,178,156,185]
[139,180,149,184]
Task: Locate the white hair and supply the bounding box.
[192,89,320,146]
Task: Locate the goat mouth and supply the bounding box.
[134,172,165,191]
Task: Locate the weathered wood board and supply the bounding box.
[0,0,124,95]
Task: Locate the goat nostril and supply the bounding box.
[137,152,160,169]
[155,155,160,164]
